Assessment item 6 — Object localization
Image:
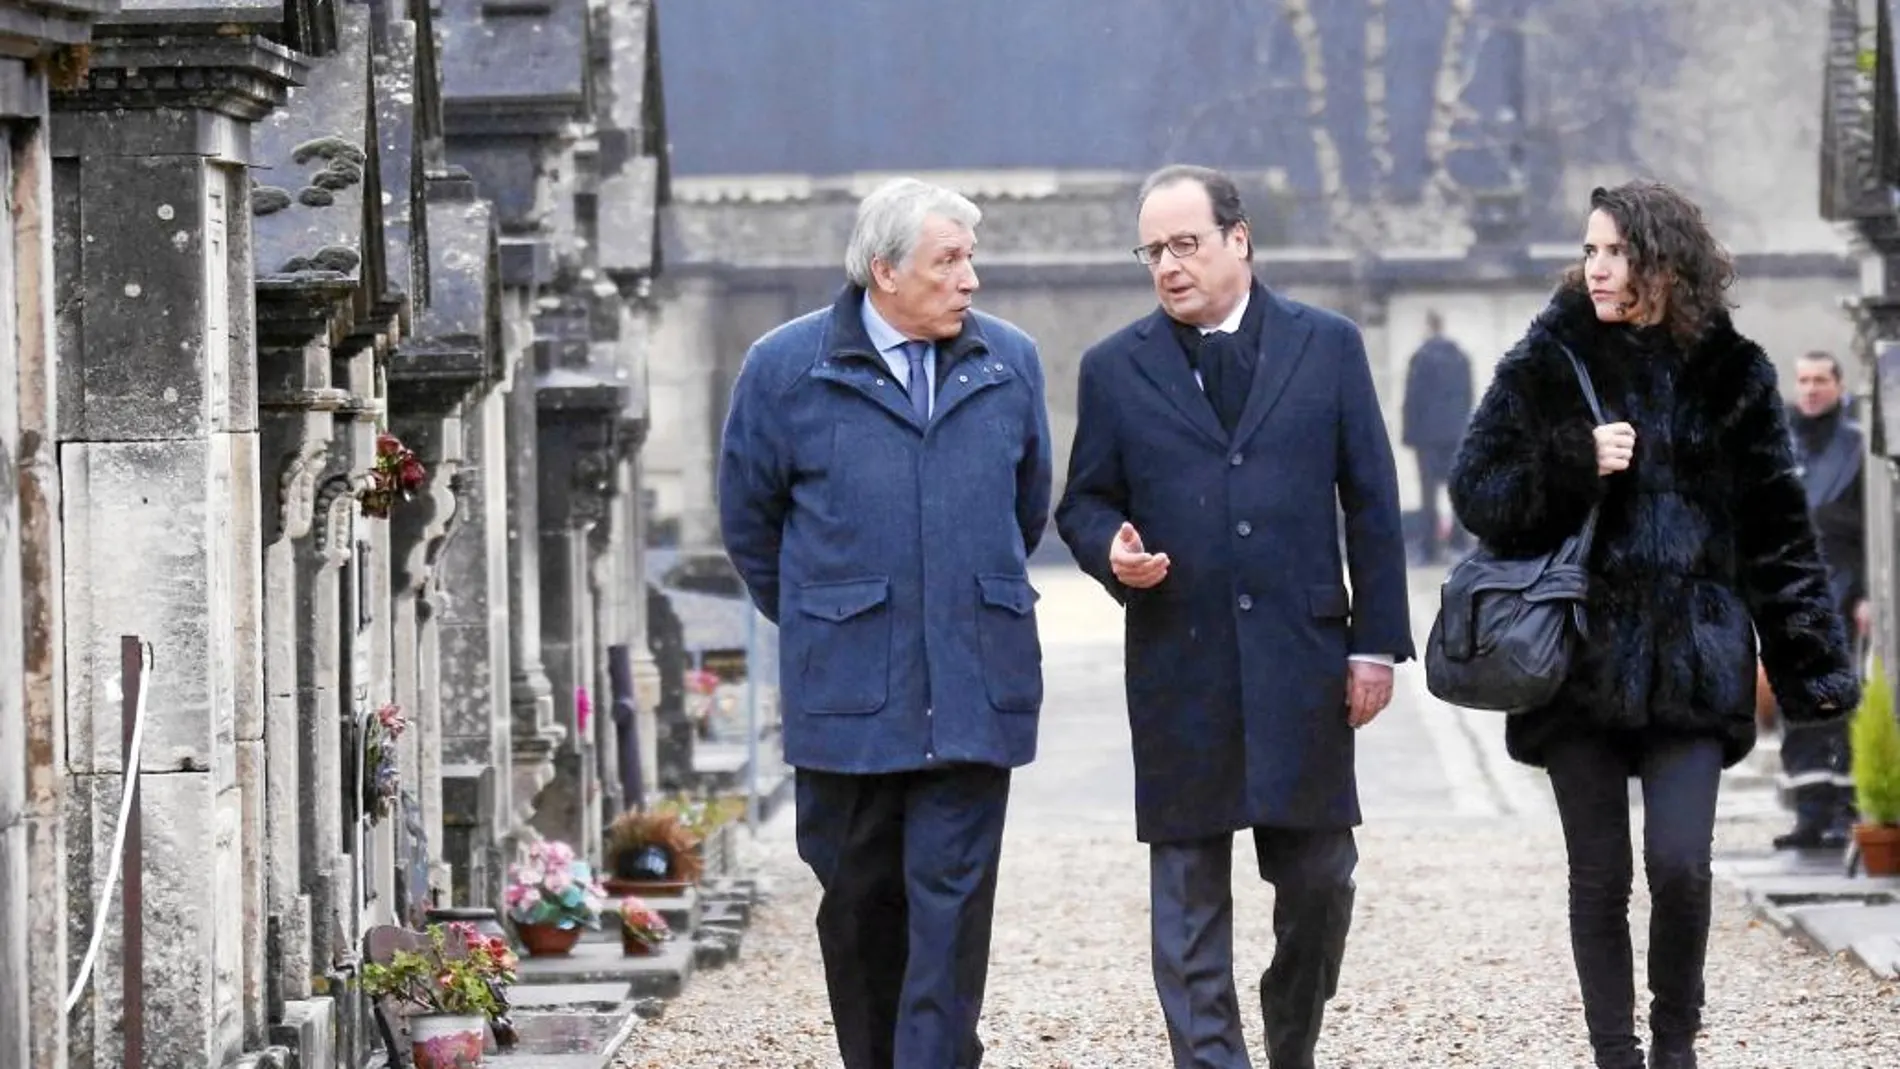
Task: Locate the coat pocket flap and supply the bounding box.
[1308,585,1351,619]
[976,574,1039,616]
[797,577,891,622]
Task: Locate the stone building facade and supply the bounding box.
[0,0,672,1066]
[1820,0,1900,675]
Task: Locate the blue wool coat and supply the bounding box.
[1056,285,1413,842]
[718,286,1054,774]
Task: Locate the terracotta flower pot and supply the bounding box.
[410,1013,486,1069]
[515,921,582,957]
[1855,823,1900,876]
[621,931,661,957]
[604,876,691,897]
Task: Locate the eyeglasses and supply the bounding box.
[1132,226,1229,266]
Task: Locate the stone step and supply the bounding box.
[515,937,697,1000]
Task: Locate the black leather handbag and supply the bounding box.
[1424,342,1605,713]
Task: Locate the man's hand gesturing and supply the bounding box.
[1109,522,1170,589]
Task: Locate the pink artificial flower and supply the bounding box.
[544,865,574,894]
[543,840,576,868]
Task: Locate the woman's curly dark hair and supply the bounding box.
[1561,180,1735,345]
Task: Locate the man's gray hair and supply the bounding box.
[844,178,982,287]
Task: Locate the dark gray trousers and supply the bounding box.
[794,765,1011,1069]
[1150,827,1358,1069]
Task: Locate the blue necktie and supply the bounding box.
[902,340,932,420]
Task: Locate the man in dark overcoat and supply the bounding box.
[1400,310,1474,563]
[1055,165,1412,1069]
[719,177,1053,1069]
[1776,350,1868,850]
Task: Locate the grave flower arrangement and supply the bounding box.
[360,920,517,1068]
[358,432,429,519]
[361,701,406,825]
[684,667,723,731]
[503,840,609,956]
[618,896,671,956]
[602,808,704,891]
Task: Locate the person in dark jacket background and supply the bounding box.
[1057,165,1412,1069]
[1773,350,1868,850]
[1449,181,1857,1069]
[719,177,1052,1069]
[1401,310,1474,563]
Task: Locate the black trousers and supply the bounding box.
[1149,828,1357,1069]
[1780,717,1855,833]
[794,764,1012,1069]
[1545,731,1721,1069]
[1414,447,1457,562]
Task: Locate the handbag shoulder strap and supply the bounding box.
[1556,340,1606,425]
[1553,338,1606,547]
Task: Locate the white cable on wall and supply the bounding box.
[63,644,153,1016]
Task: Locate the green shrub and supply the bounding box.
[1851,662,1900,827]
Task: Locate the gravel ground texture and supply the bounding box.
[613,807,1900,1069]
[617,570,1900,1067]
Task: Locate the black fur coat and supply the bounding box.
[1449,286,1860,768]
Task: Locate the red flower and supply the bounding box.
[377,433,403,457]
[399,456,428,491]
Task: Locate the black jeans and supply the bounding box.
[1545,731,1721,1069]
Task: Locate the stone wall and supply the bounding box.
[647,184,1858,525]
[0,1,674,1067]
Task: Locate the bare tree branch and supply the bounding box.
[1280,0,1353,236]
[1420,0,1477,203]
[1365,0,1395,195]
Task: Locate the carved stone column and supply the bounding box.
[0,7,116,1066]
[51,8,300,1065]
[532,372,625,851]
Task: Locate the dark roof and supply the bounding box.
[656,0,1525,196]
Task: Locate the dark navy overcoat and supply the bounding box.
[1056,285,1413,842]
[718,286,1053,774]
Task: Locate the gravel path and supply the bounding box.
[614,806,1900,1068]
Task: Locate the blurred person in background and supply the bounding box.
[1401,310,1474,564]
[1771,350,1867,851]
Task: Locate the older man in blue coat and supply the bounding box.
[719,177,1052,1069]
[1056,165,1412,1069]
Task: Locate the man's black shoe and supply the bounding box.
[1773,825,1848,851]
[1773,826,1824,850]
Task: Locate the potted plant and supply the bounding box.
[654,794,746,877]
[503,839,608,956]
[602,809,704,895]
[618,896,671,957]
[360,921,517,1069]
[1851,663,1900,876]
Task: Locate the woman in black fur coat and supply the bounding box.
[1449,181,1859,1069]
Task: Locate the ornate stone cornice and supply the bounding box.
[0,0,115,57]
[52,32,307,121]
[255,276,361,351]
